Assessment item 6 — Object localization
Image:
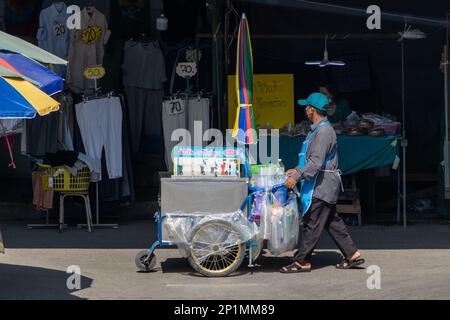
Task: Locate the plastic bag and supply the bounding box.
[345,111,360,128]
[265,193,300,256]
[164,211,259,258]
[253,191,272,238]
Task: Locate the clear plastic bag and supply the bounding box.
[253,191,272,238]
[263,192,300,256]
[345,111,360,128]
[164,211,259,258]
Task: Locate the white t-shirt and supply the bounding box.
[66,7,111,92]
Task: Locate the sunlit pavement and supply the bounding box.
[1,220,450,300]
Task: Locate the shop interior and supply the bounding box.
[0,0,449,226]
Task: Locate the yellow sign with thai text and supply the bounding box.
[228,74,294,129]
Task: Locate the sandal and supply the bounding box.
[280,261,311,273]
[336,258,365,269]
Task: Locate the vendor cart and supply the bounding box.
[135,175,299,277]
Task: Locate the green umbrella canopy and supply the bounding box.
[0,31,67,65]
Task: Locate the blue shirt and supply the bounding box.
[36,3,69,76]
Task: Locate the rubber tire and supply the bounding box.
[135,250,157,272]
[187,220,246,277]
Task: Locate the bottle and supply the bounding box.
[277,159,285,174]
[276,159,285,184]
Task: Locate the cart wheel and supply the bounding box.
[187,220,245,277]
[135,250,157,272]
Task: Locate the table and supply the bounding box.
[258,134,401,225]
[276,135,400,174]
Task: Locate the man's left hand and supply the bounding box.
[285,177,297,189]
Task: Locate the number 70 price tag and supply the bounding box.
[176,62,197,79]
[163,99,185,116]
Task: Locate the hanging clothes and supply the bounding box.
[122,40,167,153]
[75,96,123,180]
[67,7,111,92]
[162,97,211,172]
[26,112,59,157]
[32,171,54,210]
[122,40,167,90]
[186,97,211,145]
[124,86,164,153]
[36,2,70,77]
[56,92,74,151]
[162,98,187,172]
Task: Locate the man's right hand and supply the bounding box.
[285,169,298,177]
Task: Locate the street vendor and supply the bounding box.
[281,92,364,273]
[318,82,350,123]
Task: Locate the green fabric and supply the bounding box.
[327,99,350,123]
[275,135,400,176]
[0,31,67,65]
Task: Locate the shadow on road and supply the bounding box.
[0,263,93,300]
[2,220,450,250]
[158,251,345,277]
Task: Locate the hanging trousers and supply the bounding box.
[75,97,123,180]
[295,198,358,263]
[124,87,165,153]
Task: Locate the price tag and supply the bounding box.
[84,66,106,80]
[176,62,197,79]
[163,99,185,116]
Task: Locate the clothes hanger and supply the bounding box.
[85,2,95,17]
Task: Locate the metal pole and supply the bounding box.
[401,20,407,229]
[444,15,450,192]
[212,0,225,130]
[397,162,401,224]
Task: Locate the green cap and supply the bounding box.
[298,92,330,112]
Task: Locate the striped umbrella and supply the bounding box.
[232,13,257,145]
[0,75,59,168]
[0,76,59,119]
[0,51,64,96]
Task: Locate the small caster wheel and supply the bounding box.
[135,250,157,272]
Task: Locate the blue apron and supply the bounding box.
[299,120,338,216]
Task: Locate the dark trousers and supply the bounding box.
[295,198,358,263]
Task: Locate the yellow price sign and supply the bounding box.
[84,66,106,80]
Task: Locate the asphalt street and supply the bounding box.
[1,220,450,300]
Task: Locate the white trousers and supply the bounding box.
[162,97,210,172]
[75,97,123,180]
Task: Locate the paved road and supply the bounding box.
[1,220,450,300]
